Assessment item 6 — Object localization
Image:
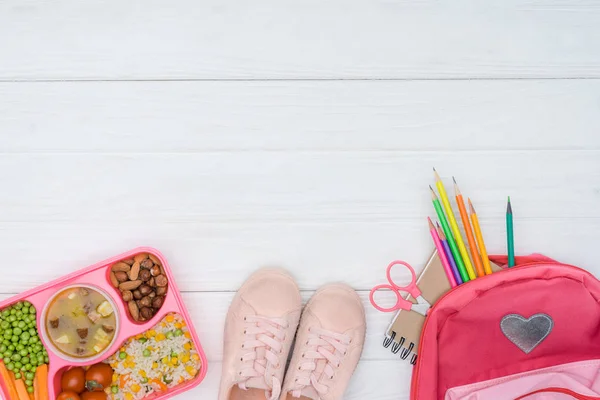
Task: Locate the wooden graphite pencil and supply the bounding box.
[507,196,515,268]
[428,217,457,288]
[468,198,493,275]
[437,222,463,285]
[430,185,469,282]
[433,168,476,280]
[453,177,485,278]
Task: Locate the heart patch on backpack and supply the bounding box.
[500,313,553,354]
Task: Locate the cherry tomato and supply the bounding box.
[85,362,113,391]
[81,392,108,400]
[61,367,85,393]
[57,392,81,400]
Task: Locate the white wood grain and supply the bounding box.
[1,81,600,152]
[1,0,599,80]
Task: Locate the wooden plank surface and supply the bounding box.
[1,80,600,152]
[1,0,599,80]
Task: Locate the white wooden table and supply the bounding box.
[0,1,599,398]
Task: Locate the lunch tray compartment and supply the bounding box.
[0,247,208,400]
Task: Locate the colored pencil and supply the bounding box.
[507,196,515,267]
[430,186,469,282]
[428,217,457,288]
[468,198,492,275]
[437,222,463,285]
[434,168,476,280]
[453,177,485,278]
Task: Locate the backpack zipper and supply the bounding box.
[410,261,587,400]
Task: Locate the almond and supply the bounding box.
[134,253,148,263]
[148,254,161,265]
[128,301,140,321]
[109,271,119,288]
[122,258,135,266]
[129,262,141,280]
[119,280,142,291]
[111,262,131,273]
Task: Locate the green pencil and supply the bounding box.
[430,186,470,282]
[507,196,515,267]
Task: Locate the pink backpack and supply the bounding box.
[411,254,600,399]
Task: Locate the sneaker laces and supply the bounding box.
[289,327,351,399]
[237,315,288,400]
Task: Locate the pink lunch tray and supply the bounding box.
[0,246,208,400]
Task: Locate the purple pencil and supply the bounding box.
[437,222,463,285]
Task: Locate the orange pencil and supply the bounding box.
[453,177,485,277]
[468,198,493,275]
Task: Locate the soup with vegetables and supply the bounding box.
[45,287,117,358]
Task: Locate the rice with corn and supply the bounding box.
[107,313,201,400]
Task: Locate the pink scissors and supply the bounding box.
[369,260,431,316]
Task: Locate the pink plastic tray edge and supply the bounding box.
[0,246,208,400]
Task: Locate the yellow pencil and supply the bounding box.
[433,168,476,280]
[468,198,493,275]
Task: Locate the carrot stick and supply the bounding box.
[34,364,48,400]
[0,362,19,400]
[14,378,29,400]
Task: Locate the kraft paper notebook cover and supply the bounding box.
[383,250,501,364]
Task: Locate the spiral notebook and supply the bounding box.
[383,250,501,364]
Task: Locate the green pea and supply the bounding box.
[14,303,22,310]
[14,361,22,369]
[27,386,34,394]
[1,321,9,329]
[0,345,6,353]
[8,315,15,322]
[6,362,14,371]
[44,356,48,363]
[37,354,43,362]
[112,385,119,394]
[4,329,12,337]
[119,351,127,359]
[174,329,183,337]
[13,328,22,336]
[9,309,15,315]
[25,372,34,380]
[11,336,19,343]
[20,364,27,371]
[12,353,21,361]
[17,321,25,329]
[25,379,32,386]
[21,357,29,365]
[20,332,30,340]
[30,365,36,373]
[7,344,14,351]
[29,308,35,315]
[23,302,31,308]
[21,307,29,314]
[15,344,23,351]
[141,377,148,383]
[143,349,151,357]
[14,372,21,379]
[166,331,174,339]
[138,337,148,343]
[28,329,35,337]
[2,310,9,318]
[3,357,10,363]
[15,311,22,318]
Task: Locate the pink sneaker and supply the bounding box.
[279,283,366,400]
[219,268,303,400]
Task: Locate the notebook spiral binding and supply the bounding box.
[383,331,417,365]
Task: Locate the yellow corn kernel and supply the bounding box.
[186,366,197,376]
[174,322,182,329]
[171,357,178,365]
[166,315,175,323]
[139,370,147,378]
[162,357,169,364]
[131,384,141,393]
[184,332,191,339]
[152,362,159,369]
[184,343,192,351]
[147,330,156,337]
[112,374,118,383]
[192,354,200,361]
[178,376,185,384]
[156,333,166,342]
[181,353,190,363]
[125,394,133,400]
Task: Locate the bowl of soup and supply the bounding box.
[41,284,120,362]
